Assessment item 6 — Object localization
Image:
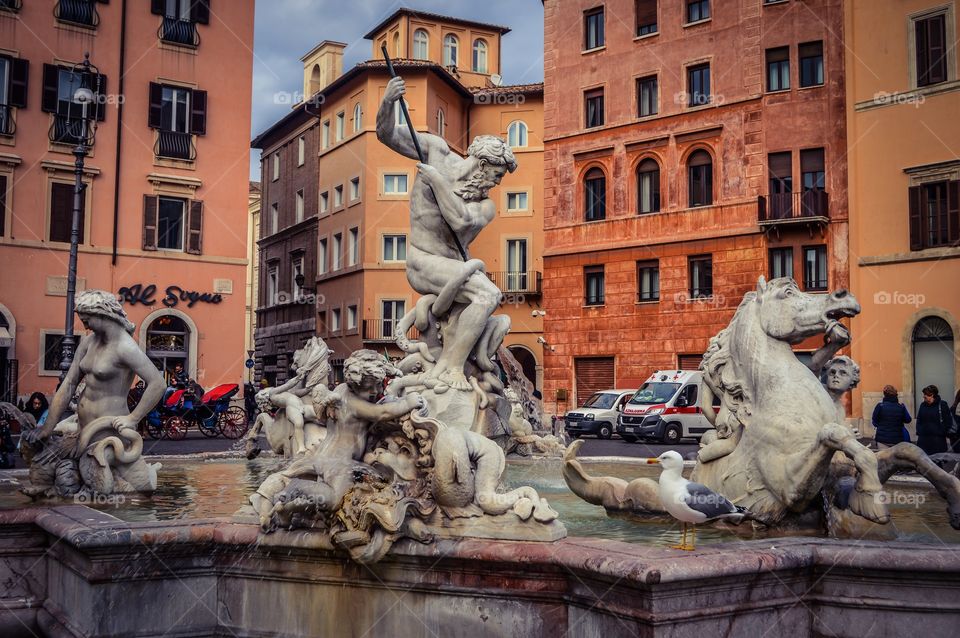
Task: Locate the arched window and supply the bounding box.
[912,316,955,410]
[584,167,606,221]
[353,103,362,133]
[637,158,661,214]
[145,315,190,382]
[437,108,446,138]
[393,32,401,57]
[309,64,322,95]
[444,34,459,67]
[413,29,429,60]
[507,120,528,148]
[472,39,488,73]
[687,149,713,207]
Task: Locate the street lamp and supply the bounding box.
[52,53,100,381]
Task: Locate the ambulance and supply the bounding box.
[615,370,717,444]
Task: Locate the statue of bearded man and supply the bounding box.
[376,75,517,390]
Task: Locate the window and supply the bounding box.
[687,150,713,207]
[393,100,405,127]
[768,151,792,194]
[687,63,710,106]
[393,31,401,57]
[353,103,362,133]
[381,300,406,339]
[584,266,605,306]
[383,234,407,261]
[769,247,793,280]
[473,39,488,73]
[269,203,279,234]
[507,192,529,212]
[437,109,446,138]
[320,191,329,214]
[915,14,947,86]
[637,75,658,117]
[266,263,279,306]
[636,0,658,36]
[49,181,85,243]
[689,255,713,298]
[799,41,824,87]
[147,82,205,159]
[157,196,186,250]
[444,34,459,66]
[800,148,825,190]
[637,260,660,301]
[271,152,279,180]
[506,239,528,291]
[413,29,429,60]
[43,65,107,145]
[384,173,408,194]
[321,121,330,149]
[584,7,605,50]
[349,177,360,201]
[153,0,209,46]
[331,307,341,332]
[347,305,358,330]
[909,181,959,250]
[637,158,661,214]
[318,237,328,274]
[584,168,606,221]
[297,136,305,166]
[507,120,528,148]
[686,0,710,23]
[335,112,344,142]
[348,227,359,265]
[295,189,304,223]
[766,47,790,92]
[0,56,28,136]
[291,255,304,299]
[334,185,343,207]
[585,88,604,128]
[332,233,342,269]
[803,246,827,291]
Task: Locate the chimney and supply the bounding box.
[301,41,347,100]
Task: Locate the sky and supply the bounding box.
[249,0,545,180]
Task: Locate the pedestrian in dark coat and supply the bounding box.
[949,389,960,454]
[916,385,952,456]
[871,385,911,449]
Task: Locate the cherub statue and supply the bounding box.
[502,388,565,458]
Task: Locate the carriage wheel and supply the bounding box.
[164,416,188,441]
[146,420,165,440]
[199,416,221,438]
[219,407,249,439]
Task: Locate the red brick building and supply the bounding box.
[541,0,849,415]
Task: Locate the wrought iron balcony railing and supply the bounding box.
[362,320,420,343]
[0,0,22,13]
[159,17,200,47]
[0,105,14,137]
[758,190,829,224]
[155,130,196,161]
[54,0,99,27]
[486,271,543,296]
[49,115,91,146]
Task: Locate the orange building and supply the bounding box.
[253,9,545,389]
[540,0,849,416]
[846,0,960,424]
[0,0,254,399]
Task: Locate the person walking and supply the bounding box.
[949,389,960,453]
[916,385,952,456]
[871,385,911,449]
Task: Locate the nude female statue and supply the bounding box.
[24,290,166,497]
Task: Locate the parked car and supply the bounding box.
[616,370,717,444]
[564,389,635,439]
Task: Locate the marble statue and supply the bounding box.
[564,278,960,533]
[248,72,562,563]
[245,337,329,458]
[503,388,565,458]
[21,290,164,498]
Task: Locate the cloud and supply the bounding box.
[250,0,544,178]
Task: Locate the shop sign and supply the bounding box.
[119,284,223,309]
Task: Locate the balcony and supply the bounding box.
[0,0,22,13]
[155,130,196,161]
[49,115,90,146]
[486,271,543,298]
[54,0,98,27]
[362,320,419,344]
[159,17,200,47]
[0,105,14,137]
[758,190,829,226]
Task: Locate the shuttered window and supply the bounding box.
[41,64,107,122]
[915,13,947,87]
[49,182,85,243]
[143,195,203,254]
[148,82,207,135]
[150,0,210,24]
[636,0,657,36]
[677,354,704,371]
[574,357,615,407]
[909,180,959,251]
[1,56,29,109]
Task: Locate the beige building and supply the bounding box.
[245,181,261,381]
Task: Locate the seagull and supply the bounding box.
[648,450,749,550]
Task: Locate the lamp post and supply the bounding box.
[55,53,99,381]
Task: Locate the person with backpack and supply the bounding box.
[871,385,911,449]
[916,384,952,456]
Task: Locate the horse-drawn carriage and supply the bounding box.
[128,382,249,440]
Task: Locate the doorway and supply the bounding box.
[145,314,191,384]
[912,316,955,409]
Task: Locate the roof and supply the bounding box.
[363,7,511,39]
[470,82,544,98]
[249,181,261,192]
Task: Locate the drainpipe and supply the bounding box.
[111,0,127,265]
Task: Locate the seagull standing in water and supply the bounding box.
[648,450,749,550]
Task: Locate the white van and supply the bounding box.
[564,389,636,440]
[616,370,717,444]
